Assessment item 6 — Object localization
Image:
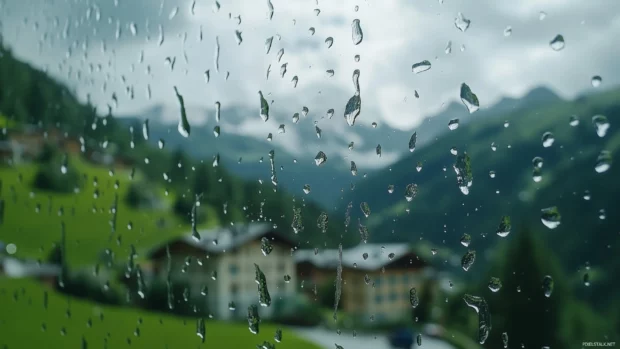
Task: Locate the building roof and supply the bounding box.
[295,243,420,271]
[147,222,296,258]
[0,257,61,278]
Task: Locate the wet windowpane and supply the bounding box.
[0,1,618,349]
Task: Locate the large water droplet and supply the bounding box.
[360,202,371,218]
[247,304,261,334]
[261,237,273,256]
[591,75,602,87]
[461,250,476,271]
[409,288,419,308]
[549,35,565,51]
[541,132,555,147]
[142,119,150,140]
[254,264,271,306]
[174,87,191,137]
[448,119,460,130]
[488,277,502,292]
[595,150,612,173]
[259,91,269,122]
[454,153,473,195]
[405,183,418,202]
[454,12,471,32]
[351,19,363,45]
[315,151,327,166]
[496,216,511,237]
[460,233,471,247]
[344,70,362,126]
[350,161,358,176]
[196,318,206,343]
[409,132,417,152]
[541,207,561,229]
[325,37,334,48]
[460,83,479,113]
[412,60,431,74]
[463,294,491,344]
[592,115,609,137]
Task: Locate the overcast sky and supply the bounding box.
[1,0,619,166]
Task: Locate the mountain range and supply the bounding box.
[119,86,565,207]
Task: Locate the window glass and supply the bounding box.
[0,1,617,349]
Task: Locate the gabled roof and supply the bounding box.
[295,243,423,271]
[147,222,296,258]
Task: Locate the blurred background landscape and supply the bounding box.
[1,0,619,348]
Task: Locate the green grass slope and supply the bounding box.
[0,156,219,267]
[0,277,319,349]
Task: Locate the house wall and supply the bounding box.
[148,239,296,320]
[215,240,296,320]
[342,267,427,323]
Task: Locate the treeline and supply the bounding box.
[0,41,348,248]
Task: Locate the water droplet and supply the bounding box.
[354,54,361,62]
[325,37,334,48]
[302,184,311,195]
[463,294,491,344]
[344,70,362,126]
[196,318,206,343]
[308,27,315,35]
[412,60,431,74]
[592,115,609,137]
[549,35,565,51]
[489,171,496,178]
[408,132,417,152]
[358,220,369,243]
[454,153,473,195]
[445,41,452,54]
[326,69,335,77]
[461,250,476,271]
[460,233,471,247]
[213,126,221,137]
[291,113,299,124]
[277,49,284,62]
[583,273,590,286]
[376,144,382,157]
[284,275,291,283]
[350,161,358,176]
[417,334,422,347]
[348,142,355,150]
[142,119,150,140]
[405,184,418,202]
[450,147,458,156]
[291,207,304,234]
[460,83,480,113]
[315,151,327,166]
[595,150,612,173]
[502,332,509,348]
[259,91,269,122]
[541,207,561,229]
[542,275,554,297]
[539,11,547,20]
[214,36,220,73]
[274,328,283,343]
[247,304,261,334]
[291,76,299,88]
[254,264,271,306]
[409,288,419,308]
[496,216,511,237]
[454,12,471,32]
[542,132,555,147]
[174,87,191,137]
[387,185,395,194]
[591,75,602,87]
[267,0,274,20]
[448,118,460,130]
[488,277,502,292]
[265,37,274,54]
[234,30,243,45]
[317,212,329,233]
[351,19,364,45]
[360,202,371,217]
[261,237,273,256]
[504,26,512,36]
[416,162,423,172]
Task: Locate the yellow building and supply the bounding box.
[295,243,429,323]
[146,223,297,320]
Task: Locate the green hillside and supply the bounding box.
[0,42,351,269]
[344,87,620,305]
[0,277,318,349]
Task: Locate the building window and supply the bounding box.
[389,292,397,302]
[389,274,397,286]
[229,264,238,275]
